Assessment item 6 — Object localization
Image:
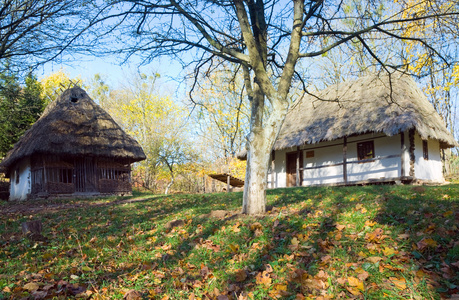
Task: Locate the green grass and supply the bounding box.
[0,185,458,299]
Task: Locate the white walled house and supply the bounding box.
[240,73,457,187]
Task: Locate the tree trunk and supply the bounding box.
[165,176,174,195]
[242,93,288,215]
[242,138,271,215]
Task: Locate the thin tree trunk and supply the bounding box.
[165,176,174,195]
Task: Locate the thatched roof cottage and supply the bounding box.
[241,73,457,187]
[0,87,146,200]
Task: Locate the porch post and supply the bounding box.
[296,146,300,186]
[343,137,348,184]
[227,174,231,193]
[409,129,415,177]
[43,155,47,193]
[400,132,405,178]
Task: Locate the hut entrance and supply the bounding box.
[75,157,98,193]
[286,151,303,187]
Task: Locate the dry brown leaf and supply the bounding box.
[357,270,370,281]
[346,286,362,296]
[255,271,272,287]
[347,277,364,291]
[123,289,142,300]
[235,269,247,282]
[269,284,289,298]
[397,233,410,239]
[366,256,383,263]
[336,224,346,231]
[382,247,396,256]
[389,277,407,290]
[250,222,263,231]
[32,290,48,299]
[23,282,40,292]
[335,233,342,241]
[365,220,376,227]
[365,228,384,242]
[265,264,274,273]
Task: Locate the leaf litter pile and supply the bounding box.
[1,185,458,299]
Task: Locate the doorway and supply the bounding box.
[286,151,303,187]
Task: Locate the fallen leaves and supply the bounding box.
[346,276,364,295]
[23,282,40,292]
[255,271,272,287]
[123,289,143,300]
[365,228,386,242]
[1,185,458,300]
[416,237,438,251]
[389,277,407,290]
[234,269,247,282]
[366,256,383,263]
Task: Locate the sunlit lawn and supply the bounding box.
[0,184,458,299]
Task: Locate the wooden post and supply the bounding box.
[42,155,47,193]
[409,129,415,177]
[343,137,348,184]
[227,174,231,193]
[296,146,300,187]
[271,150,275,189]
[400,132,405,177]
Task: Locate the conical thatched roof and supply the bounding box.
[276,72,457,150]
[0,87,146,171]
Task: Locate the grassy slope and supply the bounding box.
[0,185,458,299]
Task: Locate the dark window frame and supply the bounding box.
[357,141,375,161]
[423,140,428,160]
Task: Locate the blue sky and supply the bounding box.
[38,53,184,91]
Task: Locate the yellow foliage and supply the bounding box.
[40,69,84,104]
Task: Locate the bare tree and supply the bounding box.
[0,0,90,73]
[88,0,459,214]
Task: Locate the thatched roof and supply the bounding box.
[238,73,457,159]
[277,73,456,149]
[0,87,146,171]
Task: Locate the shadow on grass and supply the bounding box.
[1,185,458,299]
[267,184,459,298]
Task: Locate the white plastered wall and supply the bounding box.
[9,157,31,201]
[269,133,404,188]
[413,133,444,182]
[346,134,400,182]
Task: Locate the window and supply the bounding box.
[15,168,20,184]
[357,141,375,161]
[306,150,315,158]
[423,140,428,160]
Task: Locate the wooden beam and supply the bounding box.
[409,129,415,177]
[227,174,231,193]
[302,154,401,170]
[343,137,348,184]
[296,146,300,187]
[400,132,405,177]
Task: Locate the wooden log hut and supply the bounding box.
[0,87,146,200]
